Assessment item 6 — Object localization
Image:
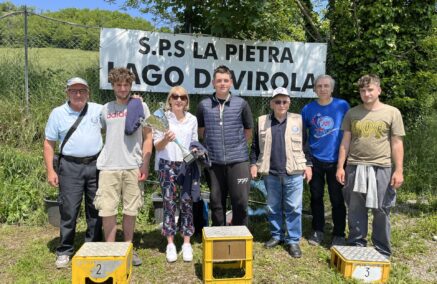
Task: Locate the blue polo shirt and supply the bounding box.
[45,102,103,157]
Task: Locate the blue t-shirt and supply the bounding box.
[45,102,103,157]
[301,98,350,163]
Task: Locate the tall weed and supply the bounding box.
[402,112,437,207]
[0,146,49,224]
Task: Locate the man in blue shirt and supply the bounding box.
[44,77,103,268]
[301,75,350,247]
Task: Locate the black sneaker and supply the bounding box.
[331,236,346,247]
[308,231,324,246]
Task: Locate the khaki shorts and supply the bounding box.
[94,169,144,217]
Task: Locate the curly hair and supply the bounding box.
[358,74,380,89]
[108,68,136,85]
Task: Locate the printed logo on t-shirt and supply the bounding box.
[107,110,127,119]
[352,119,387,139]
[91,115,100,124]
[311,113,338,138]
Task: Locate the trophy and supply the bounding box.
[144,103,196,164]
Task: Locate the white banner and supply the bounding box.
[100,28,327,97]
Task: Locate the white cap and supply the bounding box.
[272,87,289,98]
[66,77,88,88]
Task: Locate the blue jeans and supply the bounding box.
[264,174,303,244]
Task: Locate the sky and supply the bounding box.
[6,0,153,22]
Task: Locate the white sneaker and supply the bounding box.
[132,251,142,266]
[166,243,177,263]
[181,243,193,262]
[55,255,70,269]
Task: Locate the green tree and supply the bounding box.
[327,0,436,125]
[109,0,310,41]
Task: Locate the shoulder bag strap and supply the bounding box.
[59,103,89,156]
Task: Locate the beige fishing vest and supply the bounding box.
[256,113,307,176]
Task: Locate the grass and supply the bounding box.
[0,47,98,70]
[0,208,435,283]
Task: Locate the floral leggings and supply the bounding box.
[158,158,194,237]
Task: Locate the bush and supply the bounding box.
[403,113,437,203]
[0,146,48,224]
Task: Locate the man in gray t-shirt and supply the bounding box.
[94,68,152,266]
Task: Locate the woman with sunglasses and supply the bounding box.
[153,86,198,263]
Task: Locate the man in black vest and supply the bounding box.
[196,65,254,226]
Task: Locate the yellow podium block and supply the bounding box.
[202,226,253,283]
[72,242,133,284]
[331,245,390,283]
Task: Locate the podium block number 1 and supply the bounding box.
[213,240,246,260]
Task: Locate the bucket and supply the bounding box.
[44,198,60,227]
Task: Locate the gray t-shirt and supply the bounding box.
[97,101,150,170]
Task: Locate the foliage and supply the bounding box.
[402,113,437,198]
[0,2,435,229]
[0,146,49,224]
[326,0,437,125]
[111,0,309,41]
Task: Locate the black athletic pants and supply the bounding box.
[208,161,250,226]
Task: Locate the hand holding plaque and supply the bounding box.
[144,103,196,164]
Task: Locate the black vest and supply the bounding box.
[199,95,249,164]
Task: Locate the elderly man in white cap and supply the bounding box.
[250,87,312,258]
[43,77,103,268]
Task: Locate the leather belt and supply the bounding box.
[62,153,99,165]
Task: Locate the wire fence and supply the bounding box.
[0,9,311,118]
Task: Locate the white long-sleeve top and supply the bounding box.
[153,111,198,170]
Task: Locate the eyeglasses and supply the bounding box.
[274,100,289,105]
[68,89,88,95]
[171,94,188,101]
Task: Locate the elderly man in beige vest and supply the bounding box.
[250,87,312,258]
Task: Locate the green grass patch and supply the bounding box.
[0,212,435,283]
[0,47,98,70]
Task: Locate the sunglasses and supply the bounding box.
[274,100,289,105]
[171,94,188,101]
